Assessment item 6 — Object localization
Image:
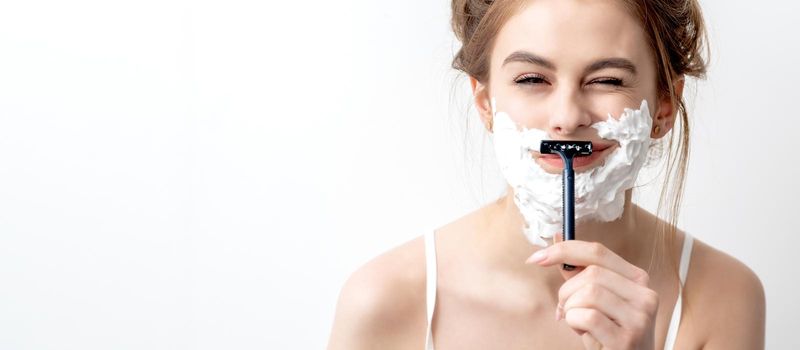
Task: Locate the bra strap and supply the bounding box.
[663,233,694,349]
[424,231,438,350]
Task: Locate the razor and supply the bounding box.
[539,140,593,271]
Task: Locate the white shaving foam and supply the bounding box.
[490,98,653,247]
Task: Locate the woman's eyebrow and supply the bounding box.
[501,51,556,70]
[584,58,638,75]
[501,50,637,76]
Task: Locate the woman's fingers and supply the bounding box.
[563,307,621,348]
[525,240,660,349]
[565,307,646,350]
[560,278,657,330]
[558,265,659,313]
[562,281,628,326]
[581,333,603,350]
[526,240,650,286]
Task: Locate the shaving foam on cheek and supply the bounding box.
[490,98,653,247]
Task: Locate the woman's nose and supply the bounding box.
[547,88,592,136]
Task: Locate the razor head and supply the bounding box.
[539,140,593,158]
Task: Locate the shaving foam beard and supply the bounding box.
[490,99,653,247]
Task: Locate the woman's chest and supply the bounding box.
[429,287,587,349]
[427,276,689,350]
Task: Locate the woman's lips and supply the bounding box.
[534,142,618,171]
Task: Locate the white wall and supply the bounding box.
[0,0,796,348]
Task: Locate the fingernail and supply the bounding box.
[525,250,547,264]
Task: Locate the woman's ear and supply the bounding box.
[469,76,494,133]
[652,76,685,138]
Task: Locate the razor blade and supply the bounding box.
[539,141,593,158]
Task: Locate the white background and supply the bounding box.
[0,0,797,348]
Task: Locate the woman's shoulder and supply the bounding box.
[686,236,765,312]
[327,232,429,348]
[328,209,486,349]
[682,235,765,348]
[340,233,429,316]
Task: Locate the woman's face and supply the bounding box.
[474,0,681,171]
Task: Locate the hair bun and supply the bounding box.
[451,0,494,44]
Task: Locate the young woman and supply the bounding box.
[328,0,765,349]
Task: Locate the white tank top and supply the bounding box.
[424,231,694,350]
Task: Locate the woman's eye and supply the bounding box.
[515,75,548,85]
[590,78,624,86]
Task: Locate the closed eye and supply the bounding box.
[589,78,624,86]
[515,74,549,85]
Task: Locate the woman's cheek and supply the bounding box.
[586,95,648,121]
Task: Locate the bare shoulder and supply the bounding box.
[683,237,766,349]
[327,234,428,350]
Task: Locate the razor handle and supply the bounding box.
[562,159,576,271]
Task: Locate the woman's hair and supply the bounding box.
[450,0,709,281]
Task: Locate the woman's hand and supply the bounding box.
[526,240,659,350]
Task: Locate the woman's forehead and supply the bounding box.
[491,0,652,73]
